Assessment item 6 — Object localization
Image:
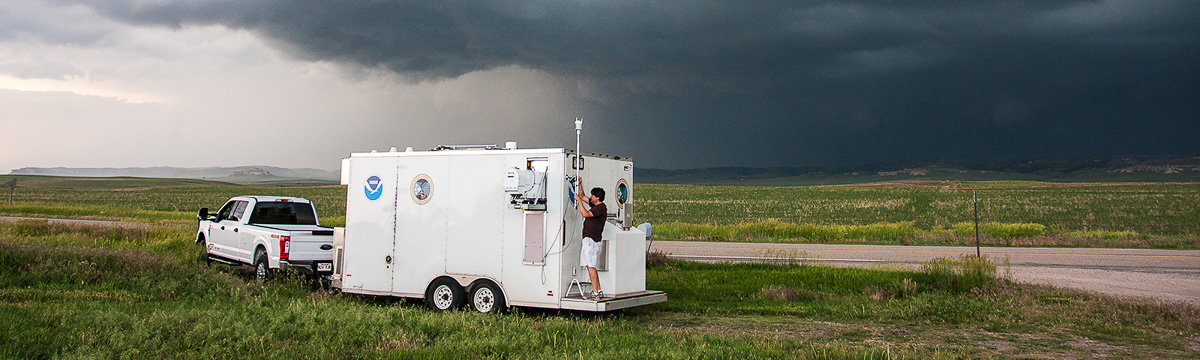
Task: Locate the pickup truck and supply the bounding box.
[196,196,334,282]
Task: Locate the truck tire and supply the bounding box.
[425,278,464,311]
[469,281,506,314]
[197,238,211,265]
[254,252,273,283]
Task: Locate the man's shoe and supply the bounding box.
[588,291,600,300]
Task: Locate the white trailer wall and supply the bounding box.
[341,148,645,309]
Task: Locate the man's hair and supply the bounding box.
[590,187,605,202]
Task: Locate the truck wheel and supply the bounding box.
[469,281,506,314]
[318,276,332,291]
[197,239,211,265]
[425,278,463,311]
[254,252,273,283]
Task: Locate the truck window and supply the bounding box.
[248,202,318,225]
[229,201,249,222]
[216,201,236,221]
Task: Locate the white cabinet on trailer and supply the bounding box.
[333,145,666,312]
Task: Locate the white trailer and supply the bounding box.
[331,144,667,312]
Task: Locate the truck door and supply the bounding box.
[215,200,249,261]
[227,200,252,261]
[209,201,237,259]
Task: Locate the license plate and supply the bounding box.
[317,263,332,272]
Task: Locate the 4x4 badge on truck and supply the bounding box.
[364,175,383,201]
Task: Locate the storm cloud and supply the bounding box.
[7,0,1200,169]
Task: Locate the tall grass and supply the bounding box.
[2,221,1198,358]
[0,221,979,359]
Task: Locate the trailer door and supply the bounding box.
[342,156,399,293]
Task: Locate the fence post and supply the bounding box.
[973,191,980,258]
[6,178,13,205]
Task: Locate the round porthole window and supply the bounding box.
[411,174,433,205]
[615,179,629,208]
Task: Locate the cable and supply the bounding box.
[540,217,567,285]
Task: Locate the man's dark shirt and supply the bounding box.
[582,202,607,242]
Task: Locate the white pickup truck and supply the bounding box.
[196,196,335,282]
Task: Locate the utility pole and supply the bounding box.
[973,191,980,258]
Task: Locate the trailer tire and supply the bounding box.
[469,281,506,314]
[426,278,464,311]
[254,251,273,283]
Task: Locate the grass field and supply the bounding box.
[2,176,1199,357]
[636,182,1200,249]
[3,219,1198,359]
[2,175,1197,249]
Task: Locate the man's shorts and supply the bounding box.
[580,237,601,268]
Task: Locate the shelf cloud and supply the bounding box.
[2,0,1197,171]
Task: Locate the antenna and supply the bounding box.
[575,118,583,181]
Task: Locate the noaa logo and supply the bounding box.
[364,175,383,201]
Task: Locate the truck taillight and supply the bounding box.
[280,236,291,259]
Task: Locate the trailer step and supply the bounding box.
[566,279,593,297]
[560,291,668,311]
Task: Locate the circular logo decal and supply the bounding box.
[364,175,383,201]
[411,174,433,205]
[615,179,629,208]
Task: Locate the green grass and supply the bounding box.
[2,220,1197,358]
[2,175,1199,248]
[635,182,1200,248]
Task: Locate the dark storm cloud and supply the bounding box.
[65,0,1200,168]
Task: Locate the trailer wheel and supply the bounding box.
[469,281,506,314]
[426,278,464,311]
[254,251,273,283]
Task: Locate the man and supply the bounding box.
[576,177,607,300]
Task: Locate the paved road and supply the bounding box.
[649,240,1200,305]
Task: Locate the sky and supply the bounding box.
[1,0,1197,172]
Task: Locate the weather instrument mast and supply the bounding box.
[575,117,583,182]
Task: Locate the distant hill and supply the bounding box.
[0,175,235,190]
[638,156,1200,185]
[9,166,339,185]
[10,156,1200,186]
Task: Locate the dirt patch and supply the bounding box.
[641,313,850,340]
[1064,337,1125,356]
[978,339,1016,352]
